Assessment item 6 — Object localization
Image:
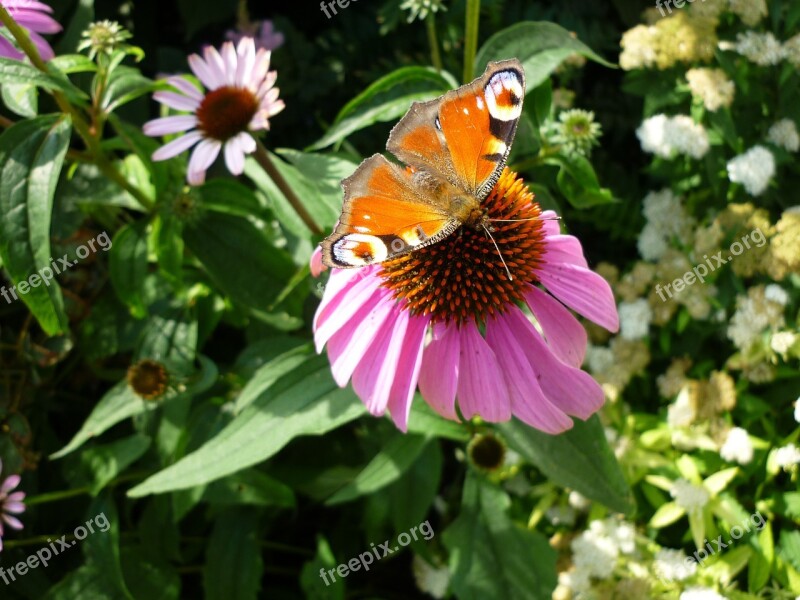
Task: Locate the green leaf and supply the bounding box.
[497,416,634,514]
[749,523,774,593]
[80,434,151,495]
[548,154,616,208]
[234,343,313,412]
[390,442,443,533]
[127,356,366,497]
[443,472,557,599]
[102,66,154,112]
[120,544,181,600]
[406,397,470,441]
[1,82,37,117]
[0,57,81,94]
[81,496,134,599]
[203,469,295,508]
[196,178,264,218]
[308,66,454,150]
[49,54,98,74]
[51,380,151,459]
[326,433,430,505]
[136,304,198,372]
[203,510,264,600]
[0,115,72,335]
[301,537,344,600]
[475,22,614,86]
[184,212,295,312]
[110,221,149,318]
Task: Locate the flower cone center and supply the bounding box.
[196,86,259,141]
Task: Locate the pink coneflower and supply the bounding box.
[0,459,25,551]
[0,0,61,61]
[226,20,284,52]
[313,169,619,433]
[143,37,285,185]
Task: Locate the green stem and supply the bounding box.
[3,534,77,549]
[24,487,89,506]
[426,14,443,72]
[252,141,323,236]
[0,5,154,211]
[463,0,481,83]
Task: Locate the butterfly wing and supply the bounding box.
[387,59,525,200]
[321,154,461,268]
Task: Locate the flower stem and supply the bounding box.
[426,14,443,72]
[0,5,154,212]
[463,0,481,83]
[24,486,89,506]
[252,141,323,236]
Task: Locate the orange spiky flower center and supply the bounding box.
[379,169,547,325]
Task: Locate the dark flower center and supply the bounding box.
[196,86,259,141]
[468,433,506,471]
[127,359,169,400]
[379,169,546,325]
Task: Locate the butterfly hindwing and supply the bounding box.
[321,154,460,268]
[387,59,525,199]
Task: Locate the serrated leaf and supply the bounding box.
[203,511,263,600]
[497,415,634,514]
[475,22,615,85]
[326,433,430,505]
[308,66,454,150]
[51,381,151,459]
[443,472,557,600]
[0,115,72,335]
[127,356,366,497]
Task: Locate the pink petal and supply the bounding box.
[536,261,619,332]
[223,136,246,175]
[543,234,589,269]
[326,291,396,387]
[166,76,204,101]
[524,285,587,368]
[153,90,200,112]
[0,36,23,61]
[237,132,256,154]
[203,45,227,89]
[3,501,25,514]
[2,514,23,530]
[27,30,54,61]
[418,322,460,420]
[151,131,203,161]
[314,273,383,353]
[504,308,604,420]
[310,247,327,278]
[236,38,256,87]
[187,139,221,185]
[485,311,573,433]
[143,115,197,137]
[14,11,61,34]
[455,324,512,422]
[386,313,429,431]
[187,54,219,90]
[351,306,410,416]
[540,210,561,236]
[0,475,19,494]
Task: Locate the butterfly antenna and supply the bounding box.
[481,223,513,281]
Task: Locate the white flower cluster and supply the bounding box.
[727,285,787,352]
[654,548,696,582]
[767,119,800,152]
[562,518,638,594]
[726,145,775,196]
[669,478,709,511]
[728,0,767,26]
[774,444,800,469]
[771,331,797,355]
[637,189,695,261]
[680,588,727,600]
[795,397,800,424]
[637,114,710,160]
[686,68,735,111]
[730,31,784,66]
[667,387,696,428]
[720,427,754,465]
[618,299,652,340]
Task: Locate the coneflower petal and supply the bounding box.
[542,234,589,269]
[314,273,383,353]
[387,313,428,431]
[418,322,460,420]
[537,262,619,332]
[456,324,512,422]
[524,285,587,368]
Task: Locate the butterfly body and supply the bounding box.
[322,59,525,269]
